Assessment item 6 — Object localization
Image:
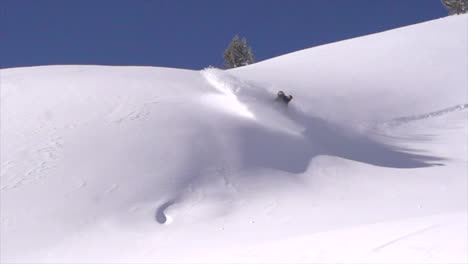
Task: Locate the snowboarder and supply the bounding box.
[276,91,293,104]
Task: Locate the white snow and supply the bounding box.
[1,14,467,263]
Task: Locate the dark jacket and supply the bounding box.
[277,91,293,104]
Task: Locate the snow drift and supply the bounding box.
[1,15,467,263]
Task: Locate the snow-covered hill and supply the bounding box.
[1,14,467,263]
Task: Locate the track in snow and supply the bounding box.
[383,104,468,126]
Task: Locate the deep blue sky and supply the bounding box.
[1,0,448,70]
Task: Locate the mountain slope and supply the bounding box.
[1,15,467,263]
[232,14,467,124]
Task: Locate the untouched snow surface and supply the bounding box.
[1,15,467,263]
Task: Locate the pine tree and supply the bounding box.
[441,0,468,15]
[223,35,255,69]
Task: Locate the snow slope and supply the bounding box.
[1,15,467,263]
